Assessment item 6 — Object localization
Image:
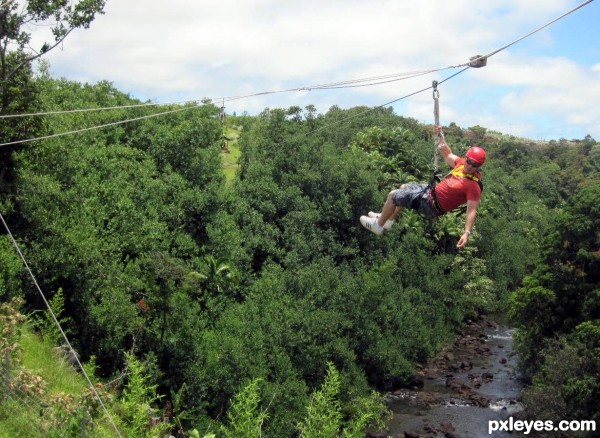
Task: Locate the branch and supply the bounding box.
[1,26,75,83]
[0,0,16,9]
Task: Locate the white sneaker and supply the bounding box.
[360,216,384,235]
[368,211,394,230]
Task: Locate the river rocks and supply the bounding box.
[385,316,523,437]
[401,420,460,438]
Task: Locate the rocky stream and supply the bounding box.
[381,316,524,438]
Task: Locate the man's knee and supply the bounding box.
[389,184,407,199]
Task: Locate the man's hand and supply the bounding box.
[456,232,470,249]
[435,125,445,142]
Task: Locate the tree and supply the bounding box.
[0,0,106,108]
[510,182,600,375]
[0,0,106,187]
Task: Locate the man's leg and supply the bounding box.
[361,186,405,235]
[376,190,403,227]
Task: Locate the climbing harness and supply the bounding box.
[428,164,484,217]
[449,164,484,192]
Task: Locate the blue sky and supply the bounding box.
[29,0,600,141]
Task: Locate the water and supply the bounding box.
[384,319,524,437]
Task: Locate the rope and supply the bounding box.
[0,105,199,148]
[432,80,440,179]
[0,211,123,437]
[308,67,470,137]
[0,0,592,148]
[458,0,595,67]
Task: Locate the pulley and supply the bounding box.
[468,55,487,68]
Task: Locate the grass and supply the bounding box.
[19,328,88,393]
[221,125,242,184]
[0,325,92,437]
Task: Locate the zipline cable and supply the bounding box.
[0,68,457,148]
[0,99,197,119]
[0,211,123,438]
[0,67,451,120]
[2,0,592,121]
[307,67,470,137]
[458,0,595,67]
[0,0,593,147]
[0,104,199,148]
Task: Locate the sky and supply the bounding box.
[26,0,600,141]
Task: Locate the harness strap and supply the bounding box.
[429,187,445,216]
[449,164,481,182]
[429,164,483,216]
[449,164,484,192]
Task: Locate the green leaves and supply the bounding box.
[298,363,343,438]
[0,236,23,302]
[5,69,599,436]
[120,353,170,438]
[298,362,389,438]
[220,378,269,438]
[0,0,106,130]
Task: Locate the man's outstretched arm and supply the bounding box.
[457,200,479,249]
[435,126,459,168]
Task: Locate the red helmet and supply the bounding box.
[466,146,486,165]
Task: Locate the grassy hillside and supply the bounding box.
[221,124,242,183]
[0,326,91,437]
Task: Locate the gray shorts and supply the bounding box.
[392,183,438,217]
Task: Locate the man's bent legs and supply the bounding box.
[376,186,405,227]
[362,183,421,235]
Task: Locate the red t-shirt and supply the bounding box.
[434,157,482,212]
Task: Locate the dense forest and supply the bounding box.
[0,68,597,436]
[1,3,599,437]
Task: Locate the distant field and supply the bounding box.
[221,125,241,184]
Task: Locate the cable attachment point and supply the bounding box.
[468,55,487,68]
[432,80,439,99]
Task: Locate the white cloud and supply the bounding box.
[24,0,598,139]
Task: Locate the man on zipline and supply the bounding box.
[360,125,486,249]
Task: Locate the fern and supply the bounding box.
[221,378,269,438]
[298,362,343,438]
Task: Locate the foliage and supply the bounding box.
[2,69,597,436]
[118,353,171,438]
[0,0,106,92]
[520,335,600,436]
[298,362,389,438]
[0,297,26,360]
[37,287,73,344]
[298,362,344,437]
[510,175,599,427]
[0,0,106,188]
[510,181,600,375]
[0,300,117,437]
[0,236,23,301]
[220,378,269,438]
